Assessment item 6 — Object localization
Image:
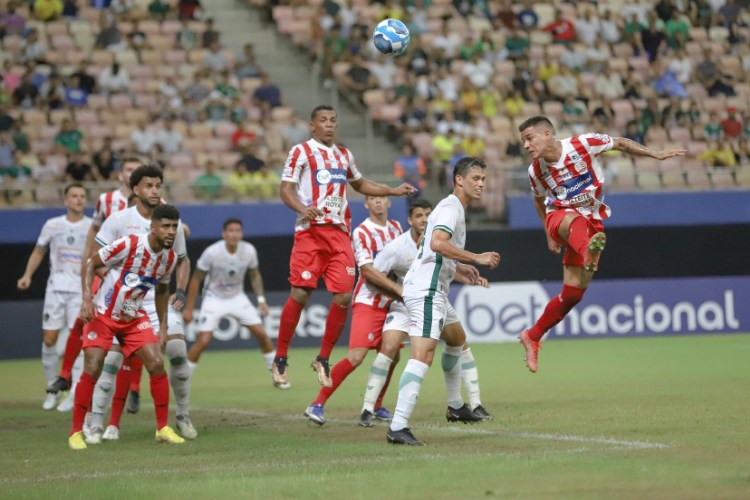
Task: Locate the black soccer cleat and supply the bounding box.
[472,405,493,421]
[359,410,375,428]
[446,404,483,424]
[386,427,424,446]
[48,375,70,394]
[126,390,140,414]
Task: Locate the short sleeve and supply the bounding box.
[373,242,399,275]
[282,145,306,183]
[352,228,373,267]
[98,235,131,268]
[246,243,259,269]
[579,133,614,156]
[95,213,119,247]
[528,167,545,197]
[92,194,105,226]
[196,246,213,272]
[173,223,187,258]
[36,220,53,249]
[432,206,461,236]
[345,148,362,182]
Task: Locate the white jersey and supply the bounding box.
[282,138,362,233]
[195,240,259,300]
[96,234,177,321]
[352,218,403,307]
[35,215,92,293]
[92,189,129,227]
[373,229,419,287]
[403,194,466,300]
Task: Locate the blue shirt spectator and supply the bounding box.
[518,5,538,29]
[394,144,426,192]
[253,73,282,107]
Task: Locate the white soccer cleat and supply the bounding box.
[176,415,197,439]
[42,392,59,410]
[56,393,75,412]
[102,425,119,441]
[82,412,93,440]
[86,427,104,444]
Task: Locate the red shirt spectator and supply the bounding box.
[544,13,575,43]
[231,127,256,148]
[721,107,742,139]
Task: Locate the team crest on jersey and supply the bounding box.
[229,269,236,276]
[43,312,49,321]
[67,236,75,245]
[88,331,97,340]
[386,315,393,324]
[574,160,587,173]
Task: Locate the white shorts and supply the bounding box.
[404,295,459,340]
[111,302,183,346]
[198,293,262,332]
[383,301,412,334]
[42,290,81,331]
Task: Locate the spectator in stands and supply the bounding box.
[678,100,702,125]
[432,128,459,183]
[156,119,184,154]
[622,0,649,24]
[235,143,264,173]
[34,0,63,21]
[111,0,138,20]
[127,20,147,51]
[432,24,459,58]
[340,57,377,98]
[517,1,538,30]
[638,98,661,134]
[20,29,46,64]
[130,121,157,154]
[229,97,247,124]
[494,0,516,29]
[636,19,667,62]
[462,53,494,88]
[504,30,530,60]
[623,14,644,46]
[203,41,229,74]
[0,75,10,106]
[228,162,253,197]
[660,95,682,128]
[406,38,430,77]
[718,0,742,27]
[39,73,65,110]
[371,55,397,90]
[179,99,201,124]
[560,45,587,71]
[175,19,197,50]
[95,19,124,51]
[178,0,203,20]
[696,49,736,96]
[202,18,220,48]
[744,113,750,139]
[54,120,84,154]
[93,138,118,180]
[0,132,14,167]
[280,115,308,151]
[562,96,587,133]
[665,10,689,50]
[236,43,261,79]
[204,92,227,124]
[394,144,426,192]
[548,65,580,101]
[576,10,601,46]
[12,73,38,109]
[232,122,256,149]
[148,0,170,21]
[668,49,693,84]
[652,66,687,98]
[98,62,131,98]
[544,10,575,44]
[195,160,222,199]
[62,0,77,18]
[251,163,279,199]
[0,103,14,132]
[593,97,615,126]
[735,138,750,164]
[32,154,60,183]
[504,89,525,116]
[698,139,736,167]
[654,0,677,23]
[689,0,714,29]
[446,143,468,188]
[727,23,747,48]
[2,62,19,93]
[216,71,239,100]
[0,2,26,38]
[622,68,642,98]
[585,38,610,72]
[71,61,96,95]
[721,107,743,140]
[10,120,28,153]
[461,128,485,158]
[624,120,645,145]
[599,11,620,44]
[184,70,210,104]
[65,153,93,181]
[703,112,724,140]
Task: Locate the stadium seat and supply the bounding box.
[613,173,637,190]
[735,168,750,187]
[638,172,662,190]
[634,158,660,172]
[669,127,692,143]
[686,170,711,189]
[710,170,735,189]
[661,172,686,189]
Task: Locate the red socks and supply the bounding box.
[375,358,397,410]
[312,358,355,406]
[60,318,84,381]
[276,297,305,358]
[150,372,170,430]
[109,358,133,429]
[71,372,97,435]
[567,216,593,257]
[528,284,586,342]
[319,303,350,359]
[129,356,143,392]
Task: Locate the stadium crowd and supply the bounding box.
[264,0,750,216]
[0,0,310,206]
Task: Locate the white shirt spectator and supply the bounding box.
[462,59,494,88]
[203,51,229,72]
[156,129,183,154]
[158,81,179,98]
[436,76,458,101]
[432,33,459,58]
[595,73,625,99]
[621,1,649,24]
[370,59,397,89]
[436,119,467,136]
[20,39,46,64]
[560,49,588,70]
[586,45,610,64]
[669,56,693,84]
[33,162,60,183]
[130,128,157,154]
[98,66,130,91]
[600,18,621,43]
[576,17,601,46]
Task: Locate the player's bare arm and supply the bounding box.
[361,263,403,302]
[612,137,687,160]
[155,282,170,353]
[170,256,190,311]
[455,263,489,288]
[79,222,102,281]
[80,253,107,322]
[534,195,562,254]
[17,246,47,290]
[349,177,417,197]
[248,267,269,317]
[183,268,206,324]
[280,181,325,222]
[431,229,500,269]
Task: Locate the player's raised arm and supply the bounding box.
[431,229,500,269]
[612,137,687,160]
[183,268,205,324]
[349,177,416,197]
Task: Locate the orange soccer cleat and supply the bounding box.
[518,330,542,373]
[583,232,606,272]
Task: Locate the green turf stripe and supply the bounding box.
[102,363,119,375]
[398,372,424,391]
[369,366,388,377]
[434,225,453,235]
[170,356,188,366]
[461,361,477,370]
[442,352,460,372]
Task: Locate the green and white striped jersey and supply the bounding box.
[402,194,466,300]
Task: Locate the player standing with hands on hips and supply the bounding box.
[273,105,416,388]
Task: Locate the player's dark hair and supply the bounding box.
[152,204,180,222]
[223,217,242,230]
[129,165,163,190]
[64,182,85,196]
[453,157,486,183]
[518,115,555,134]
[311,104,336,121]
[408,197,432,216]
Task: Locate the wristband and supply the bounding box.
[257,296,267,304]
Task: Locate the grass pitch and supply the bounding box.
[2,334,750,499]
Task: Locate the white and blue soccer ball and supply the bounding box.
[373,19,410,56]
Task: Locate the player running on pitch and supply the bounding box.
[17,183,91,411]
[303,195,404,424]
[69,204,182,450]
[274,105,415,388]
[387,157,500,446]
[517,116,686,373]
[183,218,282,385]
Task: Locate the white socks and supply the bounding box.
[262,350,275,371]
[363,353,393,413]
[166,339,191,417]
[391,359,429,431]
[187,360,198,374]
[41,343,58,387]
[91,351,124,429]
[70,353,84,393]
[460,347,482,410]
[442,345,464,410]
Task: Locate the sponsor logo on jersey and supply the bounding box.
[315,168,347,185]
[104,288,114,306]
[438,319,444,331]
[346,267,356,276]
[386,315,393,324]
[228,269,236,276]
[43,312,50,322]
[56,247,83,263]
[121,271,159,291]
[137,321,153,330]
[553,174,594,200]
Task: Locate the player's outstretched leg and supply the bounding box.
[126,356,143,414]
[166,338,196,439]
[305,348,366,425]
[246,324,289,390]
[362,331,403,427]
[89,349,124,432]
[313,296,351,388]
[460,345,491,420]
[273,293,307,386]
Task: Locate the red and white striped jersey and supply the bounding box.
[352,218,403,307]
[95,234,177,322]
[92,189,128,226]
[528,133,614,220]
[282,138,362,233]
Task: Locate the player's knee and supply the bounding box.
[332,293,352,307]
[43,332,57,346]
[347,351,366,368]
[143,354,165,374]
[290,287,313,304]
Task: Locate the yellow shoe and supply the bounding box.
[69,431,87,450]
[155,425,185,444]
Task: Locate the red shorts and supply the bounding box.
[83,314,158,358]
[289,226,356,293]
[349,303,389,349]
[546,209,604,269]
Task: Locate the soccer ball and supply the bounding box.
[373,19,410,56]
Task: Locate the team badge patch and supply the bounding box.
[368,333,374,342]
[67,236,75,245]
[385,315,393,324]
[574,160,587,173]
[302,271,312,280]
[229,270,236,276]
[43,313,50,322]
[124,274,141,287]
[88,331,97,340]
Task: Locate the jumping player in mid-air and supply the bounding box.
[273,104,415,388]
[517,116,686,373]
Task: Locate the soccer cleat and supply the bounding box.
[272,357,289,387]
[86,427,104,444]
[56,392,75,412]
[518,330,541,373]
[49,376,71,394]
[387,427,424,446]
[42,392,60,410]
[126,390,140,414]
[69,431,87,450]
[311,356,332,388]
[102,425,119,441]
[472,405,493,421]
[304,404,326,425]
[82,412,93,440]
[583,232,607,272]
[374,407,394,421]
[156,426,185,444]
[176,415,198,439]
[359,410,375,427]
[270,369,291,389]
[446,404,483,424]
